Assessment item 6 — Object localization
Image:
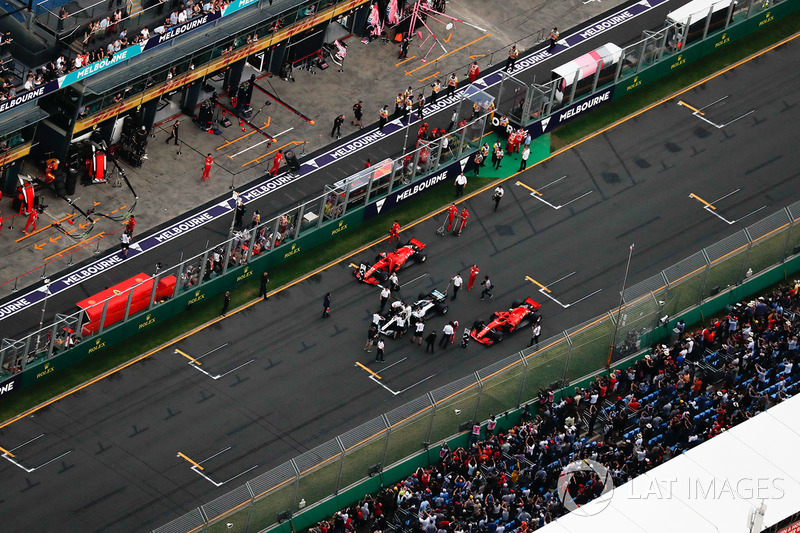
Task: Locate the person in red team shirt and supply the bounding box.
[388,220,400,243]
[456,207,469,236]
[446,203,457,232]
[467,264,480,290]
[202,153,213,181]
[269,149,283,177]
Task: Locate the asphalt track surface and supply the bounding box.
[0,28,797,532]
[0,0,685,340]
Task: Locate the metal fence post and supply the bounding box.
[334,436,347,495]
[317,196,327,228]
[148,271,162,311]
[289,459,302,514]
[739,229,755,283]
[614,53,624,82]
[496,71,507,116]
[746,0,757,19]
[681,16,691,49]
[365,170,375,203]
[430,139,442,171]
[522,86,534,127]
[46,320,60,359]
[410,146,422,183]
[388,157,401,194]
[702,6,714,40]
[379,414,392,477]
[221,240,232,275]
[725,0,736,29]
[698,250,713,305]
[75,310,85,342]
[544,82,558,116]
[98,298,111,334]
[635,41,647,75]
[471,372,483,425]
[270,217,281,250]
[456,123,469,160]
[244,482,256,533]
[246,227,258,263]
[561,329,575,384]
[516,352,528,408]
[342,182,352,216]
[657,29,669,63]
[568,70,580,105]
[781,207,794,261]
[174,261,185,298]
[294,204,306,240]
[424,394,437,446]
[122,283,136,322]
[591,59,603,95]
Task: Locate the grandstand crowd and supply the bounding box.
[310,280,800,532]
[0,0,264,104]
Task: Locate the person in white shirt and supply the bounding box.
[375,339,385,362]
[454,172,467,197]
[439,322,454,348]
[394,314,406,338]
[451,273,463,300]
[529,323,541,348]
[379,286,391,313]
[412,320,425,345]
[492,185,504,211]
[519,145,530,172]
[121,232,131,258]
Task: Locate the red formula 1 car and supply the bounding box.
[354,238,427,284]
[470,297,541,345]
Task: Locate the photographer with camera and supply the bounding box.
[492,185,504,212]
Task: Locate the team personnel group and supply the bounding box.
[186,40,544,363]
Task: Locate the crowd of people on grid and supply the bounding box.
[313,279,800,531]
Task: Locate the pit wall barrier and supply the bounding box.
[491,0,800,142]
[614,1,799,99]
[0,206,367,395]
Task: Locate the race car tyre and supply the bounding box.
[511,299,523,308]
[419,292,428,300]
[414,253,427,263]
[375,271,389,282]
[490,331,503,343]
[473,319,485,330]
[437,305,449,315]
